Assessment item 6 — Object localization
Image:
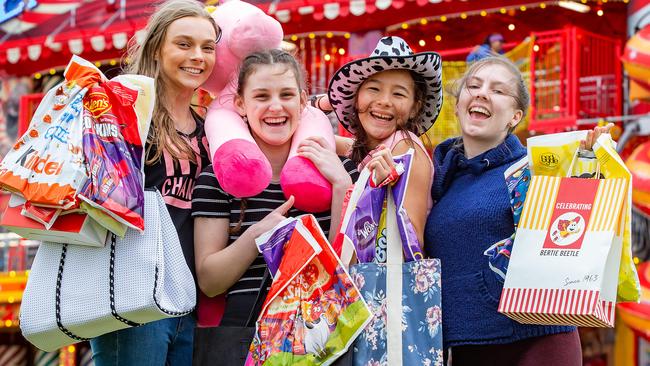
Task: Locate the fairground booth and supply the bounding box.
[0,0,649,365]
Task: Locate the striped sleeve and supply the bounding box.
[191,164,231,218]
[341,156,360,183]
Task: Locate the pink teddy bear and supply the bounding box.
[202,0,335,213]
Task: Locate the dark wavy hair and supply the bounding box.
[237,49,306,95]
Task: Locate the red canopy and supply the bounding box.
[0,0,152,76]
[257,0,626,45]
[0,0,628,76]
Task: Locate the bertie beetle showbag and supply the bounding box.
[0,57,100,209]
[498,133,634,327]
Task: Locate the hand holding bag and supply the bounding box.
[349,188,443,366]
[340,150,444,366]
[498,133,633,327]
[19,189,196,351]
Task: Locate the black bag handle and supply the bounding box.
[245,268,271,327]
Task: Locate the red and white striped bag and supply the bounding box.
[498,174,628,327]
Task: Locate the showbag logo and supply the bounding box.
[549,213,585,246]
[84,91,112,118]
[16,147,64,175]
[542,178,599,251]
[539,153,559,167]
[355,216,378,251]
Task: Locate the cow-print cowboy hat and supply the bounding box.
[328,36,443,135]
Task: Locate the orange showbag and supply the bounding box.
[0,56,101,209]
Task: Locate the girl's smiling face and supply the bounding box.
[158,16,217,95]
[456,63,523,145]
[355,69,418,148]
[235,63,306,149]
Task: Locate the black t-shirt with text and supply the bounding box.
[144,116,210,281]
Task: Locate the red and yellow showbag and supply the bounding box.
[498,175,628,327]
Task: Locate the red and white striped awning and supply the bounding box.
[0,0,151,76]
[264,0,442,23]
[0,0,629,75]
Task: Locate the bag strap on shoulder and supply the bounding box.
[245,269,271,327]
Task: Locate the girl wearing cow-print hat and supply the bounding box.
[322,35,443,247]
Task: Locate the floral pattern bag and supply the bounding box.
[349,259,442,366]
[345,150,443,366]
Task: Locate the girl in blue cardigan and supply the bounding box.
[424,56,609,365]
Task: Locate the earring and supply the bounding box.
[242,116,248,123]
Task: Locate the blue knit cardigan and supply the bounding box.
[424,135,575,348]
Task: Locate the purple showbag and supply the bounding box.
[78,80,146,231]
[390,151,425,261]
[338,149,423,264]
[341,179,386,263]
[255,217,299,276]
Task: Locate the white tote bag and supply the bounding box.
[20,189,196,351]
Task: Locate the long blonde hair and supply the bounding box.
[125,0,218,164]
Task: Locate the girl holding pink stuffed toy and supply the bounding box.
[192,49,357,328]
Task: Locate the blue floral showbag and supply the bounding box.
[349,259,442,366]
[339,150,443,366]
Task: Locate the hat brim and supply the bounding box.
[328,52,443,136]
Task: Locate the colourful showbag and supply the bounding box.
[250,215,371,365]
[527,130,587,178]
[0,56,100,209]
[339,150,443,366]
[336,151,423,266]
[1,194,108,247]
[592,136,639,304]
[527,132,640,303]
[256,217,300,277]
[77,74,154,231]
[499,134,634,327]
[498,175,627,327]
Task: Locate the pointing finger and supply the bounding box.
[274,196,295,215]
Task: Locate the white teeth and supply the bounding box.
[181,67,202,75]
[264,117,288,124]
[469,106,491,117]
[370,112,393,121]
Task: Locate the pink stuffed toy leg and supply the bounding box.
[205,107,272,198]
[280,106,336,213]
